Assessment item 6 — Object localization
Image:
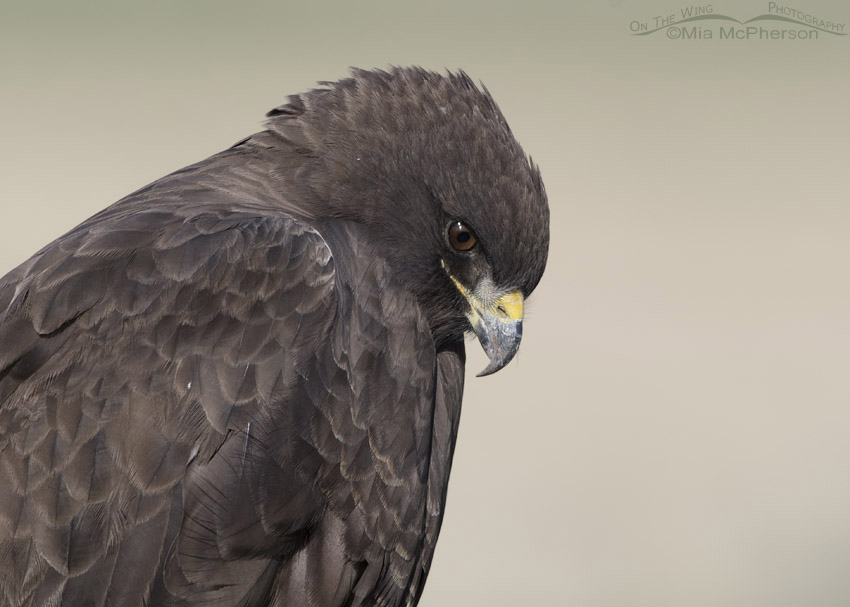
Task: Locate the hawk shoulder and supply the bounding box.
[0,205,337,605]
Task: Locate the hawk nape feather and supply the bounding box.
[0,67,549,607]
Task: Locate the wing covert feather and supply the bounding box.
[0,206,337,606]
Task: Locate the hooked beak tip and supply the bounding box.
[473,317,522,376]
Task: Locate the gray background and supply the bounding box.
[2,1,849,605]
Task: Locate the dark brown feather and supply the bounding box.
[0,66,548,607]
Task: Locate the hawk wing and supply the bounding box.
[0,201,337,606]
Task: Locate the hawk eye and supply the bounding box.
[448,222,477,251]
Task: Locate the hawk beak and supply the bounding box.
[466,290,524,377]
[442,262,524,376]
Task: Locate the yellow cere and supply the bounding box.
[441,260,524,323]
[493,290,524,322]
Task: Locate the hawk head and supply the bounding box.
[267,67,550,375]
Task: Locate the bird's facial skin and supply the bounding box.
[440,259,524,376]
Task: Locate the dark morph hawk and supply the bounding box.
[0,67,549,606]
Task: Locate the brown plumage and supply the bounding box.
[0,67,549,606]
